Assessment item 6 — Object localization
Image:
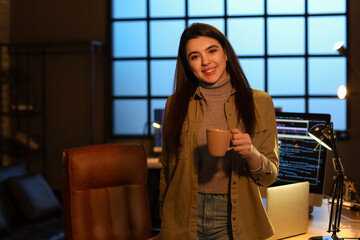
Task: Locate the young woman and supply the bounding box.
[159,23,279,240]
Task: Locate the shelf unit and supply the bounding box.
[0,41,104,177]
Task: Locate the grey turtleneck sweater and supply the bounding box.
[198,77,232,194]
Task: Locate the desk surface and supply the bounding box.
[288,199,360,239]
[147,157,162,169]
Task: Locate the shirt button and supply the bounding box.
[233,200,237,204]
[233,217,236,221]
[233,181,236,185]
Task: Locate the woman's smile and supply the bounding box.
[203,66,216,76]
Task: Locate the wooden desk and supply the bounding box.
[147,157,162,169]
[289,199,360,239]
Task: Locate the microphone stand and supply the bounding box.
[309,123,346,240]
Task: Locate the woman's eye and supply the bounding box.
[209,49,217,54]
[190,55,199,60]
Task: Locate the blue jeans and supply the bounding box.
[197,193,233,240]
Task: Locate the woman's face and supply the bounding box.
[185,36,228,85]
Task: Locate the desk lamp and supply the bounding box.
[308,122,347,240]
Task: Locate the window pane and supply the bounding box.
[188,19,225,34]
[188,0,224,16]
[227,0,264,15]
[268,17,305,55]
[308,0,346,14]
[112,0,146,18]
[308,16,346,55]
[113,21,147,58]
[150,0,185,17]
[113,61,147,96]
[110,0,348,136]
[228,18,264,56]
[113,100,148,135]
[309,57,346,95]
[239,58,265,91]
[267,0,305,14]
[272,98,306,112]
[309,98,346,131]
[268,58,305,95]
[151,99,167,134]
[150,20,185,57]
[151,60,176,96]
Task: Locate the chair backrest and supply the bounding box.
[62,143,152,240]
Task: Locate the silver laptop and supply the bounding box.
[264,181,309,240]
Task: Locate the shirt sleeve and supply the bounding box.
[158,97,171,218]
[250,92,279,186]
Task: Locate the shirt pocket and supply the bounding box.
[253,117,266,146]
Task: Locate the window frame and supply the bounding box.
[109,0,349,138]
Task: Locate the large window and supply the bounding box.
[110,0,347,136]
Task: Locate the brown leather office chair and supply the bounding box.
[62,143,158,240]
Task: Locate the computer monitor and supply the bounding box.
[273,112,331,207]
[153,109,165,153]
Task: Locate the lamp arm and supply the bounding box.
[330,123,344,174]
[326,122,346,237]
[328,159,345,238]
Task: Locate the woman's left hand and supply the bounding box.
[230,128,253,158]
[230,128,262,170]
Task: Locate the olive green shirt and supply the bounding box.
[159,88,279,240]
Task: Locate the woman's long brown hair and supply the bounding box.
[163,23,256,156]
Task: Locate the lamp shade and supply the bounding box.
[308,124,333,151]
[333,41,347,56]
[152,122,161,129]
